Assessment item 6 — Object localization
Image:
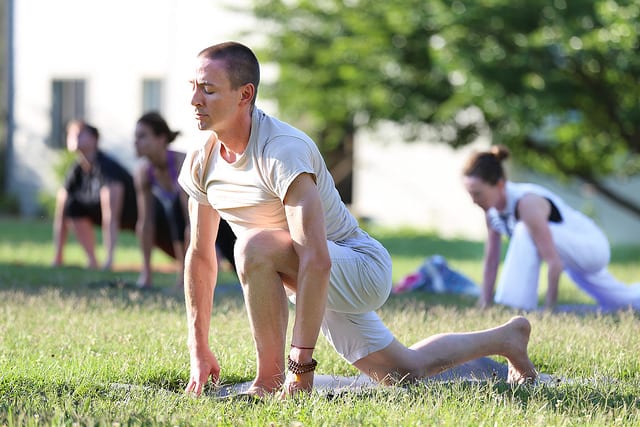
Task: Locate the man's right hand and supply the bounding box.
[185,347,221,396]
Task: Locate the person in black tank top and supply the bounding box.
[52,120,138,270]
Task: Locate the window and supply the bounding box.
[50,79,85,148]
[142,78,163,113]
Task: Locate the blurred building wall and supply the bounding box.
[8,0,257,214]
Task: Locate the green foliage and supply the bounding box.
[247,0,466,153]
[242,0,640,212]
[438,0,640,181]
[37,149,76,218]
[52,149,77,182]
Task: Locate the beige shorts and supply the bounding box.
[292,229,394,363]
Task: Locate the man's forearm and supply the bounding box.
[291,260,330,349]
[184,249,217,350]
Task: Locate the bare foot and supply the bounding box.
[503,316,538,384]
[247,376,284,398]
[245,384,272,399]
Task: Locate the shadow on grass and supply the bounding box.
[0,262,243,304]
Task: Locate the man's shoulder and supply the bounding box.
[255,108,312,144]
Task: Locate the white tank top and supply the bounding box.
[487,181,572,237]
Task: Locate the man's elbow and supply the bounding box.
[186,245,217,271]
[307,252,332,281]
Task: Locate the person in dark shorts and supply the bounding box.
[52,120,137,270]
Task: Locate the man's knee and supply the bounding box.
[234,229,291,277]
[235,230,275,265]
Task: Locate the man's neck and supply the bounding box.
[216,108,253,162]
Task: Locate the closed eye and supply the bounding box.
[189,79,216,95]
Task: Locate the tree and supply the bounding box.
[245,0,640,215]
[246,0,467,202]
[437,0,640,215]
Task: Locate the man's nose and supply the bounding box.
[191,89,202,106]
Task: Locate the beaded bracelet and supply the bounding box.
[287,355,318,374]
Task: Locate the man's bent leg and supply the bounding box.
[234,229,300,394]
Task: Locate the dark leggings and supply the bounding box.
[215,218,236,270]
[153,197,236,270]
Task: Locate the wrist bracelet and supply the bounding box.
[291,344,315,350]
[287,355,318,374]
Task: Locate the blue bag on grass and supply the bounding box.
[393,255,480,297]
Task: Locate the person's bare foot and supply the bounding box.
[503,316,538,384]
[245,384,273,399]
[247,375,285,398]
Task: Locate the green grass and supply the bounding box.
[1,217,640,426]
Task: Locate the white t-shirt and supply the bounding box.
[178,108,359,241]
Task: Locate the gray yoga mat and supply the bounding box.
[212,357,562,399]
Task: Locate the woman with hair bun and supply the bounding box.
[462,145,640,311]
[134,112,235,289]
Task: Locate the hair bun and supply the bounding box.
[490,145,510,162]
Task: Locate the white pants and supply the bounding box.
[495,213,640,311]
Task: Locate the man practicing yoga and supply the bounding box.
[178,41,538,397]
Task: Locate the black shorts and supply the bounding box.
[64,196,137,231]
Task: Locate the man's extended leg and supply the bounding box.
[234,229,300,394]
[353,316,537,385]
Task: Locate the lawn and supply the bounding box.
[1,216,639,426]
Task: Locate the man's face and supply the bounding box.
[190,57,243,133]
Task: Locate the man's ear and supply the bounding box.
[240,83,255,105]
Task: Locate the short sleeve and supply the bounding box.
[177,137,216,205]
[261,136,317,201]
